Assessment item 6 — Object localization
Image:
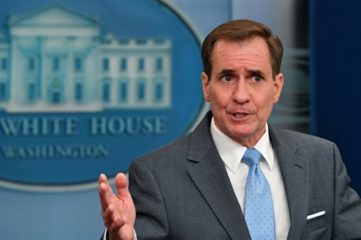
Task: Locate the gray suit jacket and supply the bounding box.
[127,112,361,240]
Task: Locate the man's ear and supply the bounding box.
[201,72,210,102]
[273,72,284,104]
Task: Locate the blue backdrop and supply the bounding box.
[310,0,361,194]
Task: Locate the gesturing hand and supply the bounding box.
[98,173,136,240]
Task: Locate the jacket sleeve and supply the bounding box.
[332,143,361,239]
[128,160,170,240]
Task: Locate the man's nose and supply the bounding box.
[232,79,250,103]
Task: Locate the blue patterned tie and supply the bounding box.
[243,148,275,240]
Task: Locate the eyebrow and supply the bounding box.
[218,69,235,76]
[218,69,265,76]
[248,69,265,77]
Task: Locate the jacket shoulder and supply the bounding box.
[270,127,336,150]
[130,132,192,168]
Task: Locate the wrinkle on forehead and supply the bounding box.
[211,38,273,75]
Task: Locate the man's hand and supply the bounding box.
[98,173,136,240]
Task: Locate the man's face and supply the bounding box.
[202,37,284,147]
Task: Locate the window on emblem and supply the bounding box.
[119,82,128,102]
[138,58,145,71]
[75,83,83,101]
[120,58,127,71]
[103,82,110,102]
[102,58,109,72]
[74,58,83,72]
[155,58,163,71]
[53,57,60,71]
[28,83,36,101]
[137,82,145,101]
[28,57,35,71]
[0,83,6,101]
[1,58,7,71]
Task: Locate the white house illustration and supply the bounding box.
[0,5,172,112]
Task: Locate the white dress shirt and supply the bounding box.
[210,118,290,240]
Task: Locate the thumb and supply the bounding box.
[114,173,131,198]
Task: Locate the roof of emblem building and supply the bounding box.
[7,4,99,27]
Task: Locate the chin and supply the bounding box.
[230,130,253,139]
[230,125,258,138]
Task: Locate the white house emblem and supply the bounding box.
[0,1,203,187]
[0,6,171,112]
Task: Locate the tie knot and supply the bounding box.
[242,148,262,167]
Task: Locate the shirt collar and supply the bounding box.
[210,117,275,173]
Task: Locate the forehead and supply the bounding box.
[211,37,272,72]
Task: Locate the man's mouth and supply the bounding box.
[231,112,250,119]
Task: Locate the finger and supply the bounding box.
[114,173,131,198]
[98,174,115,211]
[103,204,125,231]
[98,173,108,184]
[103,204,117,226]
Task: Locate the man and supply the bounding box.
[98,19,361,240]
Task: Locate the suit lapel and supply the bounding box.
[186,113,310,239]
[270,128,309,240]
[186,112,251,240]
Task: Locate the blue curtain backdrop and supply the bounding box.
[310,0,361,194]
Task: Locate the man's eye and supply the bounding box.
[222,74,232,81]
[253,75,263,82]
